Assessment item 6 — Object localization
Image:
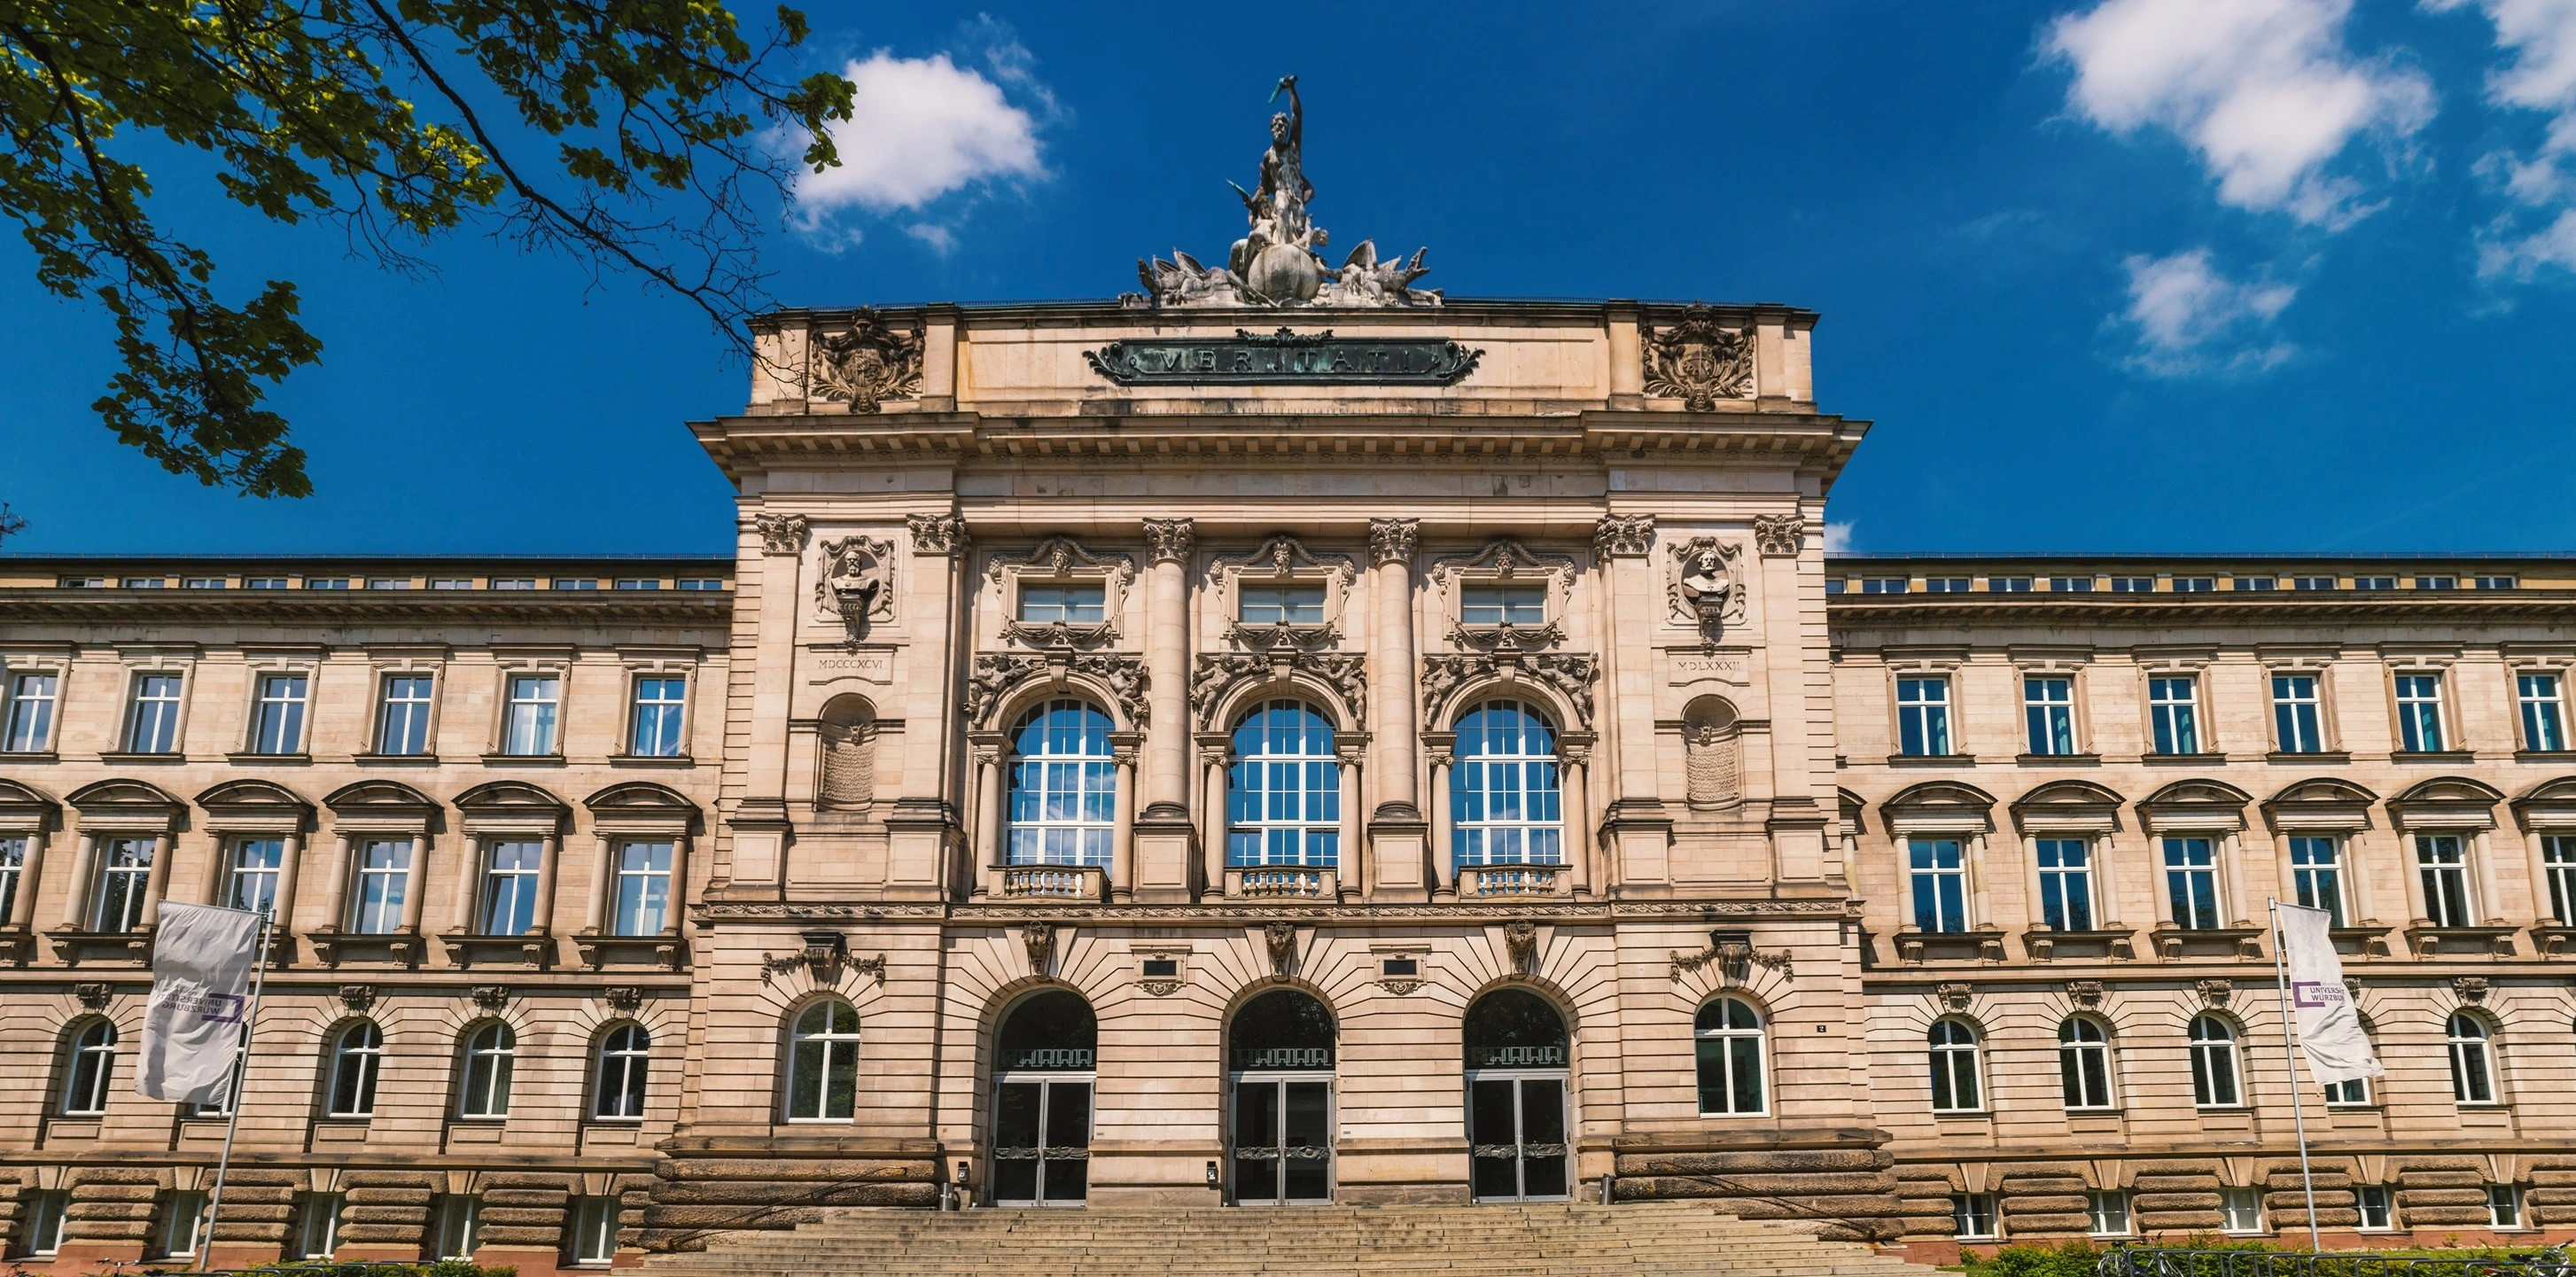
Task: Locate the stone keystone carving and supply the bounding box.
[338,984,377,1010]
[73,982,109,1008]
[907,512,969,557]
[752,513,809,557]
[1021,923,1058,976]
[1143,518,1196,565]
[814,535,895,650]
[2065,980,2105,1008]
[1934,983,1973,1012]
[1751,514,1805,558]
[1265,922,1297,977]
[2452,976,2490,1003]
[1368,518,1419,566]
[2196,977,2234,1007]
[470,985,510,1011]
[1641,304,1755,409]
[812,308,925,412]
[1504,920,1540,976]
[1592,514,1655,558]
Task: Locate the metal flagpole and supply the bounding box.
[195,907,274,1273]
[2269,898,2322,1250]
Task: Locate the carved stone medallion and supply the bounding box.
[1667,537,1747,633]
[1641,304,1755,410]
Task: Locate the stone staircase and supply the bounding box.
[638,1200,1942,1277]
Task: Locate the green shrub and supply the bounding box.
[1964,1240,2104,1277]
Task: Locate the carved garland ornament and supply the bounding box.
[1751,514,1805,558]
[964,652,1150,729]
[1420,651,1599,728]
[1191,651,1366,728]
[811,308,926,412]
[1641,303,1755,409]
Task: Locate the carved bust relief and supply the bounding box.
[1427,540,1577,651]
[813,534,896,648]
[1667,536,1749,635]
[985,537,1140,649]
[1207,534,1359,650]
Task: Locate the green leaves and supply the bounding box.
[0,1,853,498]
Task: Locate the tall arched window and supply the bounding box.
[458,1023,515,1118]
[2188,1015,2240,1107]
[328,1022,384,1117]
[2448,1012,2496,1104]
[1228,700,1339,868]
[594,1024,650,1120]
[1693,998,1765,1115]
[1453,701,1561,867]
[785,1001,860,1121]
[1007,700,1116,868]
[2058,1017,2113,1110]
[61,1020,117,1116]
[1927,1020,1982,1112]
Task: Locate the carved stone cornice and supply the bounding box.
[1420,651,1599,728]
[1448,621,1564,653]
[1367,518,1419,566]
[1142,518,1196,565]
[1001,620,1117,650]
[691,898,1863,923]
[907,512,969,557]
[1641,303,1755,410]
[752,514,809,557]
[810,308,925,413]
[1752,514,1804,557]
[1192,650,1367,728]
[965,651,1150,728]
[1592,515,1655,558]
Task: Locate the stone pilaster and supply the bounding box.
[1366,518,1428,896]
[1135,518,1199,900]
[887,511,969,899]
[1592,512,1671,891]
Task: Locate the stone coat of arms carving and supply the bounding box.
[1641,304,1755,410]
[812,308,925,412]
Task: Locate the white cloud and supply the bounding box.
[786,29,1055,247]
[1822,522,1856,555]
[2044,0,2434,226]
[2424,0,2576,274]
[2119,249,2300,374]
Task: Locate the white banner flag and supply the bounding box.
[2277,902,2384,1086]
[136,901,263,1105]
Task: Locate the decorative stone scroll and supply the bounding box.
[1641,304,1755,409]
[1191,651,1366,728]
[752,514,809,557]
[813,535,895,649]
[1751,514,1805,558]
[907,512,969,557]
[1420,651,1599,729]
[811,308,924,412]
[965,652,1150,729]
[1592,514,1655,559]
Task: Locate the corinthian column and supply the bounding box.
[1366,518,1429,895]
[1140,518,1195,812]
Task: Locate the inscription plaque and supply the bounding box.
[1083,328,1483,386]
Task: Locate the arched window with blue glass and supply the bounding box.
[1006,699,1117,867]
[1227,700,1339,868]
[1451,700,1562,868]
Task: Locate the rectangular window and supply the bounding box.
[436,1195,482,1260]
[493,577,537,591]
[2148,676,2201,754]
[1924,577,1972,593]
[0,836,23,924]
[1907,837,1968,933]
[2543,836,2576,925]
[1459,584,1545,625]
[1951,1193,1997,1241]
[25,1188,67,1255]
[1989,576,2032,593]
[503,674,562,755]
[57,577,105,588]
[2519,674,2566,751]
[2234,577,2276,591]
[480,841,544,936]
[2175,576,2216,593]
[367,578,411,589]
[1240,583,1327,624]
[553,578,598,590]
[297,1192,343,1259]
[2272,674,2323,753]
[613,841,673,936]
[377,674,435,756]
[182,577,226,589]
[2354,1184,2393,1230]
[429,577,472,589]
[158,1190,208,1258]
[2354,576,2395,590]
[2395,674,2445,751]
[2489,1184,2524,1229]
[2324,1076,2369,1106]
[1017,582,1104,623]
[250,673,308,754]
[95,837,154,932]
[630,676,687,757]
[245,576,288,589]
[2086,1189,2130,1237]
[2163,837,2221,930]
[2024,677,2075,755]
[2108,577,2155,592]
[2050,577,2096,592]
[2292,576,2336,590]
[304,578,348,590]
[613,578,660,590]
[2288,837,2346,926]
[1858,578,1908,594]
[352,839,412,934]
[226,837,285,915]
[2416,835,2475,928]
[1895,677,1951,757]
[126,672,184,752]
[2416,575,2458,590]
[1824,579,1846,595]
[677,578,724,591]
[2035,838,2094,931]
[570,1195,619,1265]
[121,577,165,588]
[2220,1186,2264,1234]
[5,672,58,751]
[2475,576,2518,590]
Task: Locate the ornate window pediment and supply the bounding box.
[986,537,1139,649]
[1207,534,1359,651]
[1428,540,1577,651]
[2010,780,2125,833]
[2391,775,2502,830]
[1880,781,1997,834]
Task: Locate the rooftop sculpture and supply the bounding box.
[1133,76,1440,308]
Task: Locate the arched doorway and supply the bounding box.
[1462,987,1569,1202]
[1227,988,1335,1204]
[991,989,1096,1204]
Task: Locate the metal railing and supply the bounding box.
[2101,1246,2574,1277]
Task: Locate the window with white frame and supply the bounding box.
[126,673,183,753]
[0,835,24,923]
[2148,675,2201,754]
[2108,576,2153,592]
[2024,676,2075,755]
[1858,577,1907,594]
[2189,1015,2242,1107]
[2448,1012,2497,1103]
[157,1189,207,1258]
[1907,837,1968,933]
[2219,1186,2263,1233]
[2291,576,2336,591]
[2488,1183,2524,1228]
[1951,1192,1997,1240]
[1459,584,1545,626]
[1017,582,1104,623]
[1238,583,1327,625]
[2087,1189,2130,1236]
[2035,838,2095,931]
[377,674,434,755]
[593,1023,650,1120]
[295,1192,343,1258]
[2235,577,2276,591]
[2162,837,2221,930]
[249,673,308,754]
[1451,700,1562,868]
[2395,674,2446,751]
[23,1188,67,1255]
[2543,835,2576,924]
[225,837,284,915]
[327,1021,383,1117]
[612,841,673,935]
[1927,1020,1981,1112]
[2175,576,2216,593]
[5,670,60,751]
[1693,997,1766,1115]
[1006,700,1117,868]
[502,673,562,755]
[630,675,687,757]
[2475,575,2518,590]
[785,1001,860,1121]
[2519,674,2567,751]
[479,841,542,936]
[458,1022,515,1118]
[94,837,154,932]
[1895,676,1952,756]
[61,1019,117,1114]
[435,1194,481,1259]
[2355,576,2395,590]
[1923,577,1971,593]
[570,1195,620,1265]
[2288,837,2346,926]
[351,839,412,934]
[2271,674,2324,752]
[2416,575,2459,590]
[2354,1184,2393,1230]
[1989,576,2033,593]
[2324,1071,2370,1106]
[2058,1017,2113,1109]
[2416,835,2475,928]
[2051,576,2096,592]
[1226,699,1340,868]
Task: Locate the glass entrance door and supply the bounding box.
[1467,1074,1568,1202]
[1230,1076,1332,1203]
[992,1075,1092,1204]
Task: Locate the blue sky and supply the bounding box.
[5,0,2576,557]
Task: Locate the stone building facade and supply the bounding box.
[1,298,2571,1271]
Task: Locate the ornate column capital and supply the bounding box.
[1751,513,1805,557]
[751,514,809,557]
[1143,518,1196,565]
[1592,514,1656,558]
[906,512,969,557]
[1367,518,1419,566]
